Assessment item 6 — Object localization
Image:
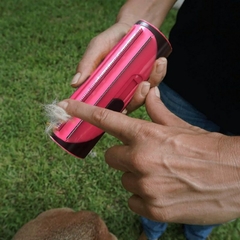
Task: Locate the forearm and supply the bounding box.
[116,0,177,29]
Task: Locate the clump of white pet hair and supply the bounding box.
[44,100,72,133]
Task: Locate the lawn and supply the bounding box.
[0,0,239,239]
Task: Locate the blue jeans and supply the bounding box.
[141,82,222,240]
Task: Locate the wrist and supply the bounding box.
[114,22,132,35]
[218,135,240,166]
[116,0,176,28]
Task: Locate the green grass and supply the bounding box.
[0,0,239,239]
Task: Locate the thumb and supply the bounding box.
[145,87,190,128]
[71,23,130,87]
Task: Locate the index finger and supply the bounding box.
[58,99,141,144]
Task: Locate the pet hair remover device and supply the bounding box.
[50,20,172,158]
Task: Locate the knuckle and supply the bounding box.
[91,107,109,125]
[135,122,155,141]
[146,207,170,222]
[149,76,160,87]
[125,123,156,168]
[128,196,137,212]
[138,178,152,196]
[67,101,79,116]
[128,149,145,170]
[89,34,107,49]
[88,36,100,47]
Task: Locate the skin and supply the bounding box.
[58,87,240,225]
[60,0,240,225]
[70,1,176,114]
[70,0,177,107]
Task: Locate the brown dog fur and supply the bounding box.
[12,208,117,240]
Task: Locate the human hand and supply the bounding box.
[57,87,240,225]
[70,22,167,114]
[71,22,131,87]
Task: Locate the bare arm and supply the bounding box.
[70,0,175,112]
[72,0,176,87]
[116,0,177,28]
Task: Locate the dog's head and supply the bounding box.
[12,208,117,240]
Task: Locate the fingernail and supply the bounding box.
[155,87,160,97]
[141,82,150,96]
[71,72,81,85]
[156,58,166,73]
[58,101,68,109]
[122,108,128,114]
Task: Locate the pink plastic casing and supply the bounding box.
[51,20,172,158]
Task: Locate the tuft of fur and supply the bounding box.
[44,100,72,133]
[12,208,118,240]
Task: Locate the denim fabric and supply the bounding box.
[140,82,221,240]
[141,217,167,240]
